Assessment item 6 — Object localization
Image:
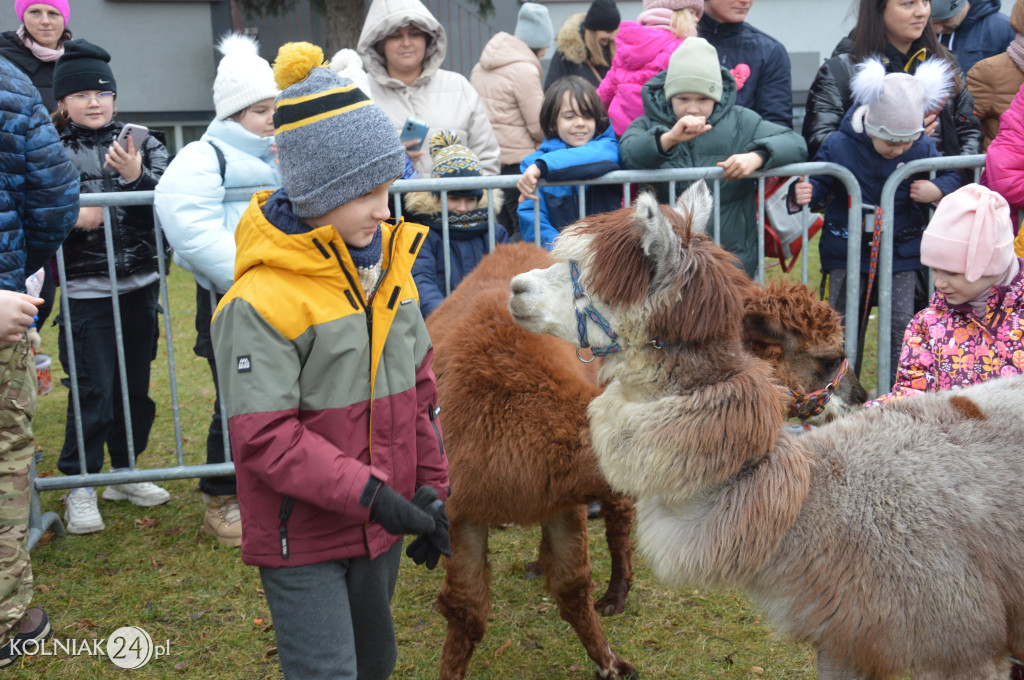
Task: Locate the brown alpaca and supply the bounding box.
[509,184,1024,679]
[430,235,864,679]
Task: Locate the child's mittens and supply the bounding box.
[364,478,436,536]
[405,486,451,570]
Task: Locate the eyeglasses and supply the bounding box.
[65,92,115,104]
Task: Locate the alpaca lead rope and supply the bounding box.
[568,259,620,362]
[787,358,849,425]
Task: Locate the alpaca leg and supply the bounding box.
[815,652,867,680]
[438,518,491,680]
[540,508,638,679]
[594,496,635,616]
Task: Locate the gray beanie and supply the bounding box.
[930,0,966,21]
[664,37,723,102]
[515,2,554,50]
[863,73,927,143]
[272,42,405,220]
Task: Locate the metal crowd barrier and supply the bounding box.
[27,162,870,549]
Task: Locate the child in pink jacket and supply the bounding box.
[597,0,702,136]
[875,184,1024,403]
[982,80,1024,223]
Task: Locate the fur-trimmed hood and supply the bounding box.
[555,13,588,65]
[404,189,499,222]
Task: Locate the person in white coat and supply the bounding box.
[153,33,280,547]
[357,0,500,178]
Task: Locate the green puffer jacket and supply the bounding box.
[619,67,807,276]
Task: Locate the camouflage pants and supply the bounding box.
[0,337,36,645]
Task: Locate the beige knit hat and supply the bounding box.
[664,37,722,102]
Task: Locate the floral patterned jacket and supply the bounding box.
[874,258,1024,403]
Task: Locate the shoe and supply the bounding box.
[0,608,51,667]
[201,494,242,547]
[63,488,104,534]
[102,481,170,507]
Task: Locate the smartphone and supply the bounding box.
[400,117,429,151]
[115,123,149,151]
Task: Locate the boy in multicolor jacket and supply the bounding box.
[210,43,450,680]
[874,184,1024,403]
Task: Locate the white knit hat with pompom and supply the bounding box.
[213,33,279,120]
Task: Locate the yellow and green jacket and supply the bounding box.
[211,189,449,568]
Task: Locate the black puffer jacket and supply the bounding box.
[59,121,168,280]
[0,31,57,112]
[802,37,982,159]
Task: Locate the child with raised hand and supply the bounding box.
[405,130,509,318]
[872,184,1023,404]
[517,75,620,249]
[619,37,807,277]
[790,58,962,383]
[50,40,170,535]
[210,42,450,680]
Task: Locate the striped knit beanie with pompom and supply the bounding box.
[271,42,405,219]
[430,130,483,198]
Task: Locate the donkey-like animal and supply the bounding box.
[508,184,1024,679]
[430,239,865,680]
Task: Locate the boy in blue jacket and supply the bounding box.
[791,58,962,382]
[517,76,620,249]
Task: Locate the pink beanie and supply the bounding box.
[638,0,703,26]
[15,0,69,24]
[920,184,1014,282]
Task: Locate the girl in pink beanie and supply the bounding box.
[874,183,1024,402]
[597,0,703,136]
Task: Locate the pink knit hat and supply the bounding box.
[15,0,69,24]
[920,184,1015,282]
[638,0,703,26]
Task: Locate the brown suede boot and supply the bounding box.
[202,494,242,547]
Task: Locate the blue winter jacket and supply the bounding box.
[405,191,509,317]
[518,125,620,249]
[0,57,78,293]
[698,13,793,128]
[938,0,1013,75]
[796,106,961,274]
[155,119,280,295]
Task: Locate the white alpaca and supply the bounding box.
[509,184,1024,679]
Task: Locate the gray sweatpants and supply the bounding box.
[259,540,403,680]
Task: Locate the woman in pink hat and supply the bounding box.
[873,183,1024,403]
[0,0,71,112]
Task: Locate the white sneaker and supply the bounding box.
[64,488,105,534]
[102,481,170,507]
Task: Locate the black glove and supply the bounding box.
[363,478,436,536]
[405,486,451,569]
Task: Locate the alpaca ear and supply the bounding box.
[674,180,713,234]
[742,311,797,357]
[636,192,679,275]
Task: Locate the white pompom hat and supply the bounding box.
[213,33,279,120]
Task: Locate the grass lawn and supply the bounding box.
[14,235,881,679]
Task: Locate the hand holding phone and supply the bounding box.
[400,117,429,152]
[105,123,148,181]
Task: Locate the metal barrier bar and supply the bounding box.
[876,154,986,394]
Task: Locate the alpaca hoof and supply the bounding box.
[594,594,626,616]
[598,658,638,679]
[524,560,543,580]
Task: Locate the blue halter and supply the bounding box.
[568,259,621,362]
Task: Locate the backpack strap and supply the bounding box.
[207,140,226,184]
